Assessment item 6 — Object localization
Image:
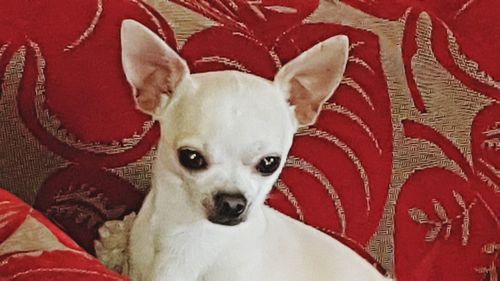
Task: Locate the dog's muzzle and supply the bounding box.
[208,192,248,226]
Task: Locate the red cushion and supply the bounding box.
[0,188,129,280]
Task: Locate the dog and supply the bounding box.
[95,19,391,281]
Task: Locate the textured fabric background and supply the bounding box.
[0,189,130,280]
[0,0,498,280]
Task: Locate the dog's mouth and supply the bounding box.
[207,213,247,226]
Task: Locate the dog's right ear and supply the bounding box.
[121,20,189,116]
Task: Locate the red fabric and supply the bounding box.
[343,0,500,81]
[0,189,129,280]
[0,0,498,280]
[0,0,160,254]
[0,0,169,167]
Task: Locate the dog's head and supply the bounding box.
[121,20,348,226]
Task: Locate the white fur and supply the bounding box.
[97,20,391,281]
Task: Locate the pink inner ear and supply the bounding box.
[289,78,323,125]
[134,57,188,114]
[136,87,162,113]
[274,35,348,127]
[135,68,170,113]
[121,20,189,115]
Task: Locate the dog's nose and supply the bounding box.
[209,192,247,226]
[214,192,247,218]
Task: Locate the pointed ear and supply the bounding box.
[274,35,349,127]
[121,19,189,115]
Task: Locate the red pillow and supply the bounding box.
[0,188,129,280]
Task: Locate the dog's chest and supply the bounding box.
[201,260,266,281]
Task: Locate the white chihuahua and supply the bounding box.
[96,20,390,281]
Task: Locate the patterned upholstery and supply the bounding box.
[0,189,129,280]
[0,0,498,280]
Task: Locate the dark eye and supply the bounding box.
[256,156,281,176]
[178,148,208,171]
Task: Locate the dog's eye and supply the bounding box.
[178,148,208,171]
[256,156,281,176]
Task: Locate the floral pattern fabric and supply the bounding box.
[0,0,498,280]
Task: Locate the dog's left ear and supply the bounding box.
[274,35,349,127]
[121,19,190,116]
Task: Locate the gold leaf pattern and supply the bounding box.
[409,208,429,224]
[296,127,371,212]
[130,0,169,41]
[340,76,375,111]
[446,28,499,89]
[0,210,18,229]
[482,243,500,254]
[285,155,347,234]
[322,102,382,154]
[64,0,103,51]
[452,190,475,246]
[483,122,500,152]
[263,5,298,14]
[478,171,500,193]
[348,55,375,74]
[453,190,467,209]
[476,242,499,281]
[30,40,156,155]
[0,43,8,61]
[479,158,500,178]
[432,198,449,222]
[425,224,442,242]
[194,56,252,72]
[409,191,476,246]
[274,179,305,221]
[445,223,452,240]
[461,205,470,246]
[46,184,127,229]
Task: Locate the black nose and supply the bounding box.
[209,192,247,226]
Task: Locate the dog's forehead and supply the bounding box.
[181,72,289,118]
[192,71,282,105]
[167,71,295,151]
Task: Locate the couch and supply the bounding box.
[0,0,498,280]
